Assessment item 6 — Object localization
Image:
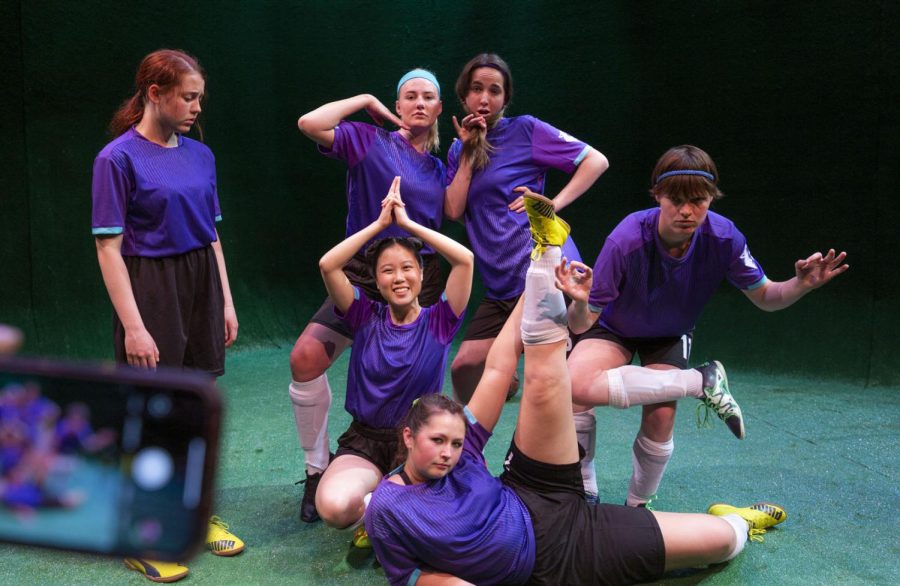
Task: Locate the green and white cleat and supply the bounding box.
[695,360,745,439]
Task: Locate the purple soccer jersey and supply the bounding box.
[447,115,589,299]
[320,121,445,255]
[340,289,464,429]
[91,128,221,257]
[366,412,535,586]
[589,208,767,338]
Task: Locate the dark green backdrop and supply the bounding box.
[2,1,897,385]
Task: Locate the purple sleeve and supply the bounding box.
[463,410,492,459]
[338,287,376,333]
[427,293,465,344]
[371,533,421,586]
[317,121,377,168]
[725,230,767,290]
[530,117,591,174]
[446,139,462,185]
[211,154,222,221]
[91,153,131,234]
[588,239,625,310]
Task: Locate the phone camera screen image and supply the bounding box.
[0,360,220,559]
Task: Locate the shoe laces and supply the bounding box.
[209,515,230,530]
[641,494,657,511]
[695,393,737,428]
[748,528,767,543]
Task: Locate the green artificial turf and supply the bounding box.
[1,344,897,585]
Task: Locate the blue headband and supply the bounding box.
[397,69,441,97]
[655,170,715,184]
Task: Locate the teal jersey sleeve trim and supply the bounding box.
[588,303,604,314]
[92,227,123,235]
[573,145,592,166]
[440,291,447,302]
[407,568,422,586]
[745,276,768,291]
[463,405,478,425]
[215,215,223,223]
[353,286,361,300]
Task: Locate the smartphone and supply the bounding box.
[0,357,221,560]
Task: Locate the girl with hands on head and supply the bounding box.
[314,176,473,547]
[290,69,448,523]
[444,53,610,404]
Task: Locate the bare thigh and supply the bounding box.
[652,510,734,571]
[567,338,631,411]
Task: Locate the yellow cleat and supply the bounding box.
[123,558,189,583]
[207,515,245,556]
[707,502,787,542]
[352,526,372,549]
[522,190,570,260]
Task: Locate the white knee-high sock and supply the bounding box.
[574,409,598,501]
[346,492,373,532]
[606,366,702,409]
[716,514,750,562]
[626,430,674,506]
[521,247,568,346]
[289,374,332,474]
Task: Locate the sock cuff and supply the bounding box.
[573,410,596,431]
[289,374,332,405]
[634,431,674,457]
[717,513,750,562]
[606,369,627,408]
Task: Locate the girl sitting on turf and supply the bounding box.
[315,176,473,547]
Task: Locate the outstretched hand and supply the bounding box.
[366,97,409,130]
[555,258,593,302]
[452,113,487,143]
[795,249,849,289]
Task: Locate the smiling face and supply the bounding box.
[463,66,507,119]
[395,77,442,131]
[374,243,423,309]
[154,71,205,135]
[403,411,466,482]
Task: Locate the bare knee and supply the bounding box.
[290,336,334,382]
[315,488,363,529]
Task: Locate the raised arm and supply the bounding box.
[465,298,523,432]
[95,235,159,368]
[555,259,599,334]
[443,114,486,221]
[510,148,609,213]
[743,249,849,311]
[319,192,395,313]
[297,94,407,148]
[393,179,474,316]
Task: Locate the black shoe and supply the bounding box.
[297,453,334,523]
[298,470,323,523]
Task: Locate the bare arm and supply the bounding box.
[393,181,474,316]
[415,571,475,586]
[510,147,609,213]
[554,259,599,334]
[466,298,523,432]
[443,114,486,221]
[319,197,394,314]
[95,235,159,368]
[210,233,238,347]
[297,94,406,148]
[743,249,849,311]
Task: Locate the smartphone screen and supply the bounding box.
[0,358,220,560]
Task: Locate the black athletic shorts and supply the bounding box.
[114,245,225,376]
[578,322,693,369]
[462,295,582,350]
[309,253,443,338]
[335,420,401,475]
[501,438,665,585]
